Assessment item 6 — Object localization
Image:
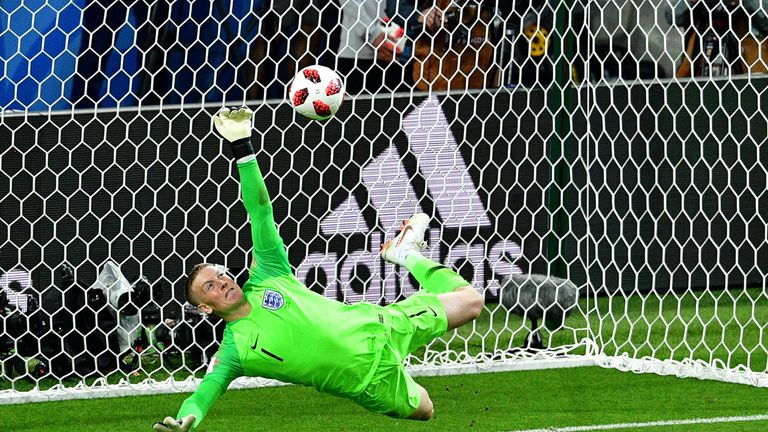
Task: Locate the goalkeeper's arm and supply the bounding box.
[153,343,243,431]
[213,107,282,254]
[152,380,223,432]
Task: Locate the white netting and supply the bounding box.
[1,0,767,403]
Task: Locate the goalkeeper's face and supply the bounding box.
[190,265,245,316]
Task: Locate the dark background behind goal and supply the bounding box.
[1,80,766,312]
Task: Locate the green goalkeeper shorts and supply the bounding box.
[353,292,449,418]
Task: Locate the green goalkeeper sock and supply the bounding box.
[403,252,469,294]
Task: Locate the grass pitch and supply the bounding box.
[2,288,767,430]
[3,366,768,432]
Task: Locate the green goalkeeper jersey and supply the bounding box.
[177,159,390,429]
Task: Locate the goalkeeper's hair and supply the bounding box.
[185,263,213,306]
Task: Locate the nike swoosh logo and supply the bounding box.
[428,306,437,317]
[396,224,414,246]
[251,334,259,350]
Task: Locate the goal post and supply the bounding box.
[1,0,768,404]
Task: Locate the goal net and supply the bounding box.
[1,0,767,403]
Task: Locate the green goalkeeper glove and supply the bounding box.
[152,415,196,432]
[213,106,254,160]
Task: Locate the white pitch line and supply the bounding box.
[506,414,768,432]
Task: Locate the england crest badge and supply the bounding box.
[262,289,285,311]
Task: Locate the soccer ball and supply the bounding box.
[288,65,345,121]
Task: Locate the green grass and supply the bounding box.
[3,288,768,431]
[3,287,767,393]
[591,288,768,371]
[2,367,768,431]
[415,287,768,373]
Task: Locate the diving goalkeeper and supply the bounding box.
[153,107,484,431]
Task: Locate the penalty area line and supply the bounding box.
[505,414,768,432]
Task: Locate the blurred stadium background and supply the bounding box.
[1,0,767,430]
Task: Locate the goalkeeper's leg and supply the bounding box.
[381,213,484,330]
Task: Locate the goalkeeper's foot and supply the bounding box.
[380,213,430,266]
